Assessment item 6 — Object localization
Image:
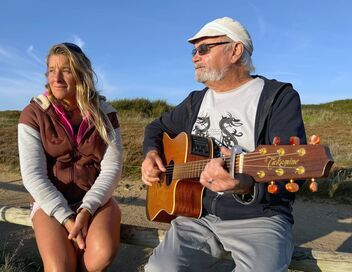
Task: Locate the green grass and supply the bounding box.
[302,99,352,167]
[110,98,173,119]
[0,111,20,173]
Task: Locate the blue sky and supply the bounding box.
[1,0,351,110]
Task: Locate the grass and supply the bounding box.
[302,99,352,167]
[0,111,20,173]
[0,240,40,272]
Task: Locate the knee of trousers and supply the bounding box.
[144,253,181,272]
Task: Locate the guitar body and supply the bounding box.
[146,132,214,223]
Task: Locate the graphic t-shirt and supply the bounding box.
[191,77,264,152]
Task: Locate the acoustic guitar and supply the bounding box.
[146,132,334,223]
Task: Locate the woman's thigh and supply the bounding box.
[32,208,77,271]
[83,198,121,268]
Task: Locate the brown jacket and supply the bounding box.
[19,95,119,204]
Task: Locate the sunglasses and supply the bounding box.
[192,41,232,57]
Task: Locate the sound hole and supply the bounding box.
[166,160,174,186]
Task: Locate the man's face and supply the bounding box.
[192,36,233,84]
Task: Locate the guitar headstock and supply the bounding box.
[242,135,334,194]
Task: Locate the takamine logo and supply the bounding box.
[266,156,299,169]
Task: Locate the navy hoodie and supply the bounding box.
[143,76,306,224]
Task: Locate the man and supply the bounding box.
[141,17,306,272]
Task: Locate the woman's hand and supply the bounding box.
[64,208,92,250]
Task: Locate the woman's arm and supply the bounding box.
[18,123,74,223]
[78,127,123,216]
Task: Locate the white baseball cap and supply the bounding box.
[188,17,253,55]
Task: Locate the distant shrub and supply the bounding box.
[0,111,21,120]
[303,99,352,114]
[109,98,173,118]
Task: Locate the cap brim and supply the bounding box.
[188,29,227,43]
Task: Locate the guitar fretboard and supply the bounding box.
[169,156,235,180]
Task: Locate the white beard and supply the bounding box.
[195,66,229,83]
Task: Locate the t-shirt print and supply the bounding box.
[192,112,243,148]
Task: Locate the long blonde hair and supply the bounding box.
[45,43,113,144]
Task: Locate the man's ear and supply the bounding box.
[230,42,244,64]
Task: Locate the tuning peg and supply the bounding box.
[268,181,279,194]
[309,178,318,192]
[285,179,299,192]
[290,136,300,145]
[309,135,320,145]
[273,136,280,145]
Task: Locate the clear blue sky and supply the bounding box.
[1,0,351,110]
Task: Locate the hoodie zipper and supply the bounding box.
[47,108,81,183]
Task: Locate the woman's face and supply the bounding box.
[47,54,77,105]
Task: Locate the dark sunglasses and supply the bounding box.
[192,41,232,57]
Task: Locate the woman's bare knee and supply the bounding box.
[43,256,76,272]
[82,246,117,272]
[81,200,120,271]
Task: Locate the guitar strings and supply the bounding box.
[161,150,304,176]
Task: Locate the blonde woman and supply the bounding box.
[18,43,122,271]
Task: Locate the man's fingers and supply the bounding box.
[141,157,166,186]
[154,156,166,172]
[220,146,231,156]
[142,179,153,186]
[142,152,166,173]
[142,175,161,186]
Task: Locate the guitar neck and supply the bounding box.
[169,143,333,183]
[171,157,234,180]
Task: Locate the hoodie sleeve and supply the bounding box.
[18,123,75,223]
[78,127,123,215]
